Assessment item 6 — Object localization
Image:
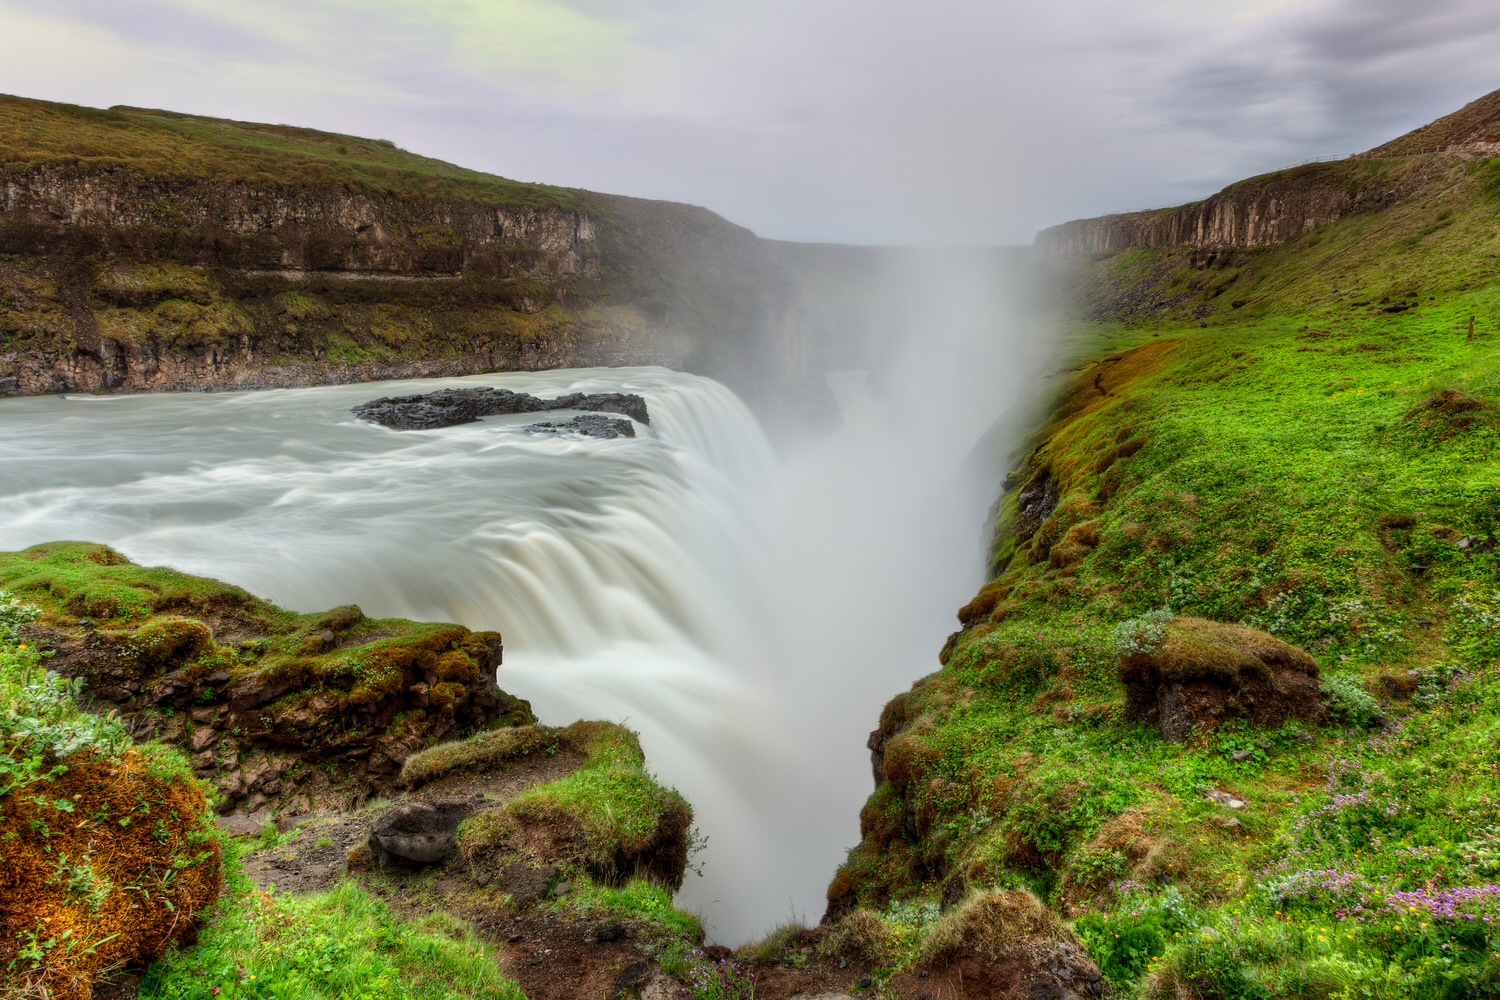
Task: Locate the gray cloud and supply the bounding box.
[0,0,1497,243]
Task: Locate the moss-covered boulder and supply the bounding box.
[1,542,534,814]
[1118,616,1324,742]
[0,743,222,1000]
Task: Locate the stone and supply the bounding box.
[275,813,313,833]
[1229,749,1253,763]
[553,880,572,897]
[596,922,625,943]
[189,725,219,752]
[215,812,265,838]
[524,414,636,439]
[216,769,249,802]
[1204,789,1247,809]
[368,799,477,866]
[227,675,292,711]
[352,387,650,432]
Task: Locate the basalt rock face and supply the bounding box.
[352,386,649,431]
[1036,162,1373,254]
[1036,86,1500,255]
[0,165,598,279]
[0,96,838,423]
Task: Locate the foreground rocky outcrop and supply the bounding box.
[2,541,533,822]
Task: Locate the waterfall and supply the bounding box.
[0,253,1054,941]
[0,366,795,938]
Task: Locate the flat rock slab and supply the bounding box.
[353,387,650,431]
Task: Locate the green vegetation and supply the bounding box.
[0,590,221,1000]
[553,875,704,943]
[453,720,694,886]
[0,93,580,211]
[140,874,523,1000]
[827,151,1500,996]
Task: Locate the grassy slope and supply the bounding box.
[822,155,1500,997]
[0,93,580,210]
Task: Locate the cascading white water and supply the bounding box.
[0,257,1055,942]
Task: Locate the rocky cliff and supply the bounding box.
[1036,86,1500,256]
[0,95,836,421]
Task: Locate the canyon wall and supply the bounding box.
[0,97,837,423]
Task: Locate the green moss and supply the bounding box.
[401,725,565,789]
[454,721,692,886]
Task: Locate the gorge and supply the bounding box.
[7,83,1500,1000]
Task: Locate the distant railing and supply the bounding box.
[1271,154,1353,171]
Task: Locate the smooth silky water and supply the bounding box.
[0,258,1054,940]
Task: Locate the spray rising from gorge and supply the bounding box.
[0,253,1056,940]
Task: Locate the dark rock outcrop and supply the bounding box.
[1119,616,1325,742]
[525,414,636,438]
[368,799,478,866]
[6,542,533,816]
[352,386,649,430]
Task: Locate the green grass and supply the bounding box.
[139,876,523,1000]
[826,275,1500,995]
[0,93,581,212]
[553,875,704,943]
[455,721,693,885]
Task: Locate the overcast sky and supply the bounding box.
[2,0,1498,244]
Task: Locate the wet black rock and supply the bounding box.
[352,387,649,430]
[525,414,636,438]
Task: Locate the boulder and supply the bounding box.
[352,387,650,431]
[525,414,636,438]
[368,799,477,867]
[1119,616,1325,742]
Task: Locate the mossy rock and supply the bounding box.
[1119,616,1323,742]
[2,542,534,812]
[0,745,222,1000]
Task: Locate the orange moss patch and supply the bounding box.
[0,745,221,1000]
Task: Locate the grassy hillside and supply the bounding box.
[814,145,1500,997]
[0,94,581,210]
[1059,154,1500,323]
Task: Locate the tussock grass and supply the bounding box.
[401,724,566,789]
[455,721,693,886]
